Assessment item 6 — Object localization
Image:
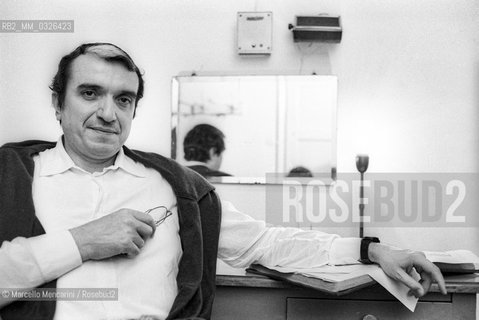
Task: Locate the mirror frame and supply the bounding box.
[171,75,337,185]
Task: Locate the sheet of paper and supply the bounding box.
[303,265,376,282]
[269,264,419,311]
[367,267,419,312]
[272,264,363,275]
[274,264,372,282]
[424,250,479,265]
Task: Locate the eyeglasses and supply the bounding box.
[144,206,173,226]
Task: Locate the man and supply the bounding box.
[183,124,232,178]
[0,43,446,320]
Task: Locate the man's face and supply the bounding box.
[53,54,139,166]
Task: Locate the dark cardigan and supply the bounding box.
[0,140,222,320]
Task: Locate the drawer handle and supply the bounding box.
[362,315,378,320]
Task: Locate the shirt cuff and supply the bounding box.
[27,230,82,282]
[329,237,361,265]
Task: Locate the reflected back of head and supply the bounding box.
[183,124,225,162]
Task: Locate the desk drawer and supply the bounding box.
[287,298,455,320]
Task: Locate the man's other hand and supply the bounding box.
[368,243,447,297]
[69,209,157,261]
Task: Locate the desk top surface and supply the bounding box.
[216,272,479,294]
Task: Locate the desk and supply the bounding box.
[212,273,479,320]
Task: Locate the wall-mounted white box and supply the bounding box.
[237,12,272,55]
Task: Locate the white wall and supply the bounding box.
[1,0,478,255]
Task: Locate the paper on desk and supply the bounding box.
[367,266,419,312]
[424,249,479,265]
[270,264,419,312]
[272,264,363,275]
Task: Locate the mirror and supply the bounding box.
[171,75,337,184]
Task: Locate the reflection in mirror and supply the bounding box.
[171,75,337,184]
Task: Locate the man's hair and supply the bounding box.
[49,42,144,115]
[183,124,226,162]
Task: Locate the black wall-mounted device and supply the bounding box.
[289,15,342,43]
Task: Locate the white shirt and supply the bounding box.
[0,139,360,319]
[35,139,180,319]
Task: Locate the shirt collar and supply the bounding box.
[183,160,209,167]
[114,147,147,178]
[38,137,147,178]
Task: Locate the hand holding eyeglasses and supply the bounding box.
[144,206,173,226]
[69,208,158,261]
